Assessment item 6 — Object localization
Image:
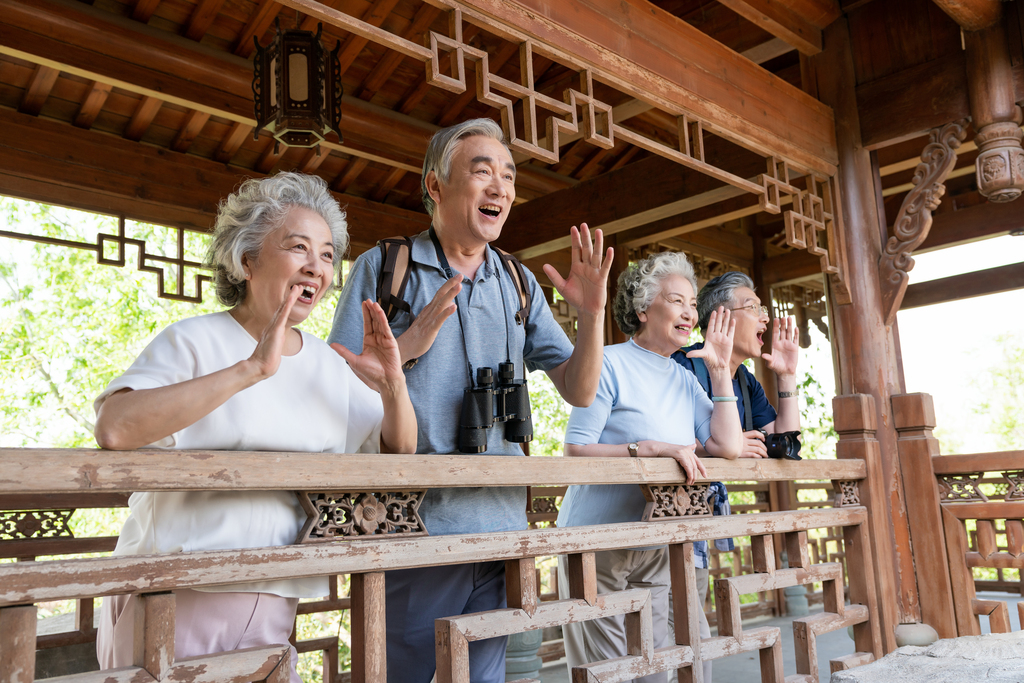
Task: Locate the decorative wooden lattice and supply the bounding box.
[641,484,713,522]
[831,480,861,508]
[0,509,74,540]
[295,490,428,543]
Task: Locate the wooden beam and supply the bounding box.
[740,37,796,65]
[449,0,837,173]
[497,139,768,259]
[18,65,59,116]
[171,110,211,153]
[214,122,252,163]
[714,0,828,55]
[920,197,1024,251]
[124,96,162,141]
[332,158,370,193]
[932,0,1003,31]
[184,0,227,42]
[0,107,429,246]
[255,138,286,174]
[335,0,403,75]
[132,0,161,23]
[73,81,112,129]
[371,168,407,202]
[856,53,971,150]
[901,261,1024,309]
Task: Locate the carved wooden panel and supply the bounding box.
[831,480,861,508]
[0,509,74,540]
[879,120,968,325]
[640,484,712,522]
[295,490,427,543]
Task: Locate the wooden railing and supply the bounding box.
[0,449,880,683]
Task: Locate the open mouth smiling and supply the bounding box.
[297,284,318,304]
[479,204,501,218]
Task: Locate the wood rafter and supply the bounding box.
[132,0,161,23]
[299,148,329,174]
[371,167,408,202]
[879,120,968,325]
[234,0,282,57]
[18,65,59,116]
[171,110,211,153]
[0,107,429,246]
[184,0,227,42]
[73,81,112,130]
[215,121,253,163]
[356,4,442,100]
[333,158,370,193]
[336,0,405,75]
[256,138,286,174]
[715,0,838,55]
[124,95,163,142]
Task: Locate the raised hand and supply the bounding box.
[248,285,302,380]
[542,224,613,317]
[396,274,461,364]
[762,315,799,377]
[332,299,405,394]
[685,307,735,373]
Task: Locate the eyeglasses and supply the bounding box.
[730,303,770,318]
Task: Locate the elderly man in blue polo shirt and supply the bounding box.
[328,117,611,682]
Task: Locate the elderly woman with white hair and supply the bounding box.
[93,172,416,681]
[556,251,742,683]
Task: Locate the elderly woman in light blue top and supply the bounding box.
[556,251,742,683]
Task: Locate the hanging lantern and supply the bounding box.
[252,20,342,152]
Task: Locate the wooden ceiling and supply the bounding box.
[0,0,1022,303]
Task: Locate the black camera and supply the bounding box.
[458,362,533,453]
[758,429,802,460]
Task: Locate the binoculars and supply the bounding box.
[458,362,533,453]
[757,429,802,460]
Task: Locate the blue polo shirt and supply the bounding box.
[328,229,574,536]
[672,342,777,430]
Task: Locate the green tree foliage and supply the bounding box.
[976,334,1024,450]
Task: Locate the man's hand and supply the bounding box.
[542,224,613,317]
[740,430,768,459]
[395,274,461,364]
[762,315,799,378]
[686,307,735,373]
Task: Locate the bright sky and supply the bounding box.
[801,234,1024,454]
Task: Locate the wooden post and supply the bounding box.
[351,572,387,683]
[891,393,958,639]
[605,233,628,345]
[0,604,36,683]
[134,592,175,679]
[669,542,703,683]
[833,394,899,652]
[811,17,921,634]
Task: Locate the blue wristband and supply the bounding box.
[711,396,739,402]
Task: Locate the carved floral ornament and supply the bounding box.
[0,509,76,540]
[295,490,427,542]
[640,484,712,522]
[938,470,1024,503]
[974,121,1024,203]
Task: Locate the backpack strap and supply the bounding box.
[491,246,532,325]
[375,236,414,322]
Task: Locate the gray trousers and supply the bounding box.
[557,549,712,683]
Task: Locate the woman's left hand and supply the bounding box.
[686,306,735,373]
[331,299,405,394]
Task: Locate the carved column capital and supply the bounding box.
[974,120,1024,203]
[878,120,968,325]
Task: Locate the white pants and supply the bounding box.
[558,549,713,683]
[96,589,300,683]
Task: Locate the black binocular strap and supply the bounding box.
[737,369,754,432]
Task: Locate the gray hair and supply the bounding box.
[697,271,755,331]
[613,251,698,337]
[207,172,348,307]
[420,118,509,216]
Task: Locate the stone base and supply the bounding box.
[831,632,1024,683]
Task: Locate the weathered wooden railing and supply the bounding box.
[0,449,880,683]
[888,392,1024,639]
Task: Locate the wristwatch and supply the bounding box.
[628,442,640,458]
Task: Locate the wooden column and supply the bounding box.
[811,18,921,637]
[0,605,36,683]
[833,394,899,652]
[351,572,387,683]
[891,393,957,639]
